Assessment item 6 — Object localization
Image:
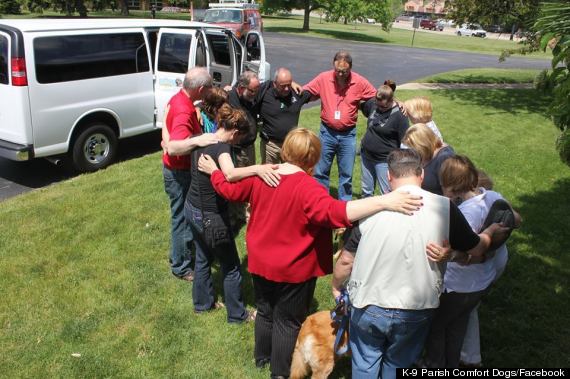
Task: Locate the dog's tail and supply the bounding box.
[290,343,309,379]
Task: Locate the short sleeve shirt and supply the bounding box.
[259,83,312,142]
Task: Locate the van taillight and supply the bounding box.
[11,57,28,86]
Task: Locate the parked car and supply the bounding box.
[457,23,487,37]
[0,19,269,172]
[203,3,262,40]
[485,24,504,33]
[420,19,442,31]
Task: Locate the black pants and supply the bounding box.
[423,288,489,368]
[252,274,316,377]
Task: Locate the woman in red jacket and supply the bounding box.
[198,128,422,378]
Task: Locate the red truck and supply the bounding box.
[420,19,444,31]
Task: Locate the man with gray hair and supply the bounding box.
[161,67,217,282]
[257,67,312,164]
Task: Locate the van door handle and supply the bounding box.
[212,72,222,82]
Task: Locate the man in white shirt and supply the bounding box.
[332,149,503,379]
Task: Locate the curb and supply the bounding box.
[398,83,534,90]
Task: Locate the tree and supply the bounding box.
[0,0,22,14]
[262,0,326,31]
[446,0,541,40]
[120,0,129,16]
[262,0,393,32]
[534,2,570,167]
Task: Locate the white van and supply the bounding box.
[0,19,269,172]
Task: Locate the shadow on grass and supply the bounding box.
[425,74,535,84]
[264,26,390,44]
[481,177,570,367]
[435,89,551,116]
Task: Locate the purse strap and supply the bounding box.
[192,149,207,224]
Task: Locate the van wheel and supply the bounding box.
[71,124,118,173]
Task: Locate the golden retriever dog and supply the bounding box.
[290,228,350,379]
[290,310,349,379]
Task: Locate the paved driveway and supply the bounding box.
[264,32,549,86]
[0,32,550,201]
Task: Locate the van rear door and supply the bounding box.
[243,31,269,82]
[0,30,33,160]
[154,28,197,128]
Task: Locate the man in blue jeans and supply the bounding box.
[303,51,376,200]
[332,149,501,377]
[162,67,217,281]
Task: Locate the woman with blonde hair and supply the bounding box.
[402,123,454,195]
[198,128,423,378]
[404,97,443,142]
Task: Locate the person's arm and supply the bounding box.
[302,74,321,99]
[165,134,220,156]
[212,153,280,187]
[303,181,422,228]
[332,224,361,298]
[209,169,255,203]
[440,202,511,262]
[345,190,423,221]
[332,249,355,298]
[161,104,171,152]
[361,77,377,101]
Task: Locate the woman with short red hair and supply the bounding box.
[198,128,423,378]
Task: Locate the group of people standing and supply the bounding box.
[159,50,521,379]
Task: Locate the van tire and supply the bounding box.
[71,124,118,173]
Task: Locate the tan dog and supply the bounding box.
[290,228,350,379]
[290,310,349,379]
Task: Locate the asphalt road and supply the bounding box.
[0,32,550,201]
[263,32,549,85]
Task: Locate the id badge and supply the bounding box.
[334,110,341,120]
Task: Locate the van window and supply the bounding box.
[196,33,207,68]
[34,33,149,84]
[157,33,192,73]
[0,35,8,85]
[204,9,241,23]
[206,34,231,66]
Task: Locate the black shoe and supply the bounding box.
[255,358,270,369]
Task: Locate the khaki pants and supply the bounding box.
[260,138,283,165]
[229,144,255,234]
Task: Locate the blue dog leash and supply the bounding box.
[330,289,350,356]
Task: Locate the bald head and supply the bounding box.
[273,67,293,97]
[184,67,213,101]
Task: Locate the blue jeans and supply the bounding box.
[314,123,356,201]
[185,203,248,323]
[361,154,391,197]
[163,166,193,278]
[350,306,434,379]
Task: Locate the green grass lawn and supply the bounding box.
[1,88,569,377]
[417,68,542,84]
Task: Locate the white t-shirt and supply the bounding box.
[444,189,509,293]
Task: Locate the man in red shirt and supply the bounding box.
[303,51,377,201]
[162,67,217,282]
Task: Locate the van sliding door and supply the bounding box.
[154,28,197,128]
